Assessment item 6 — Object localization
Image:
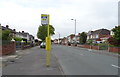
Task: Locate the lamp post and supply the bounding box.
[71,19,77,45]
[58,32,60,44]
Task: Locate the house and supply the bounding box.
[100,36,111,43]
[67,34,75,44]
[76,33,80,43]
[29,35,34,42]
[87,29,110,43]
[54,39,58,44]
[61,37,68,45]
[1,24,34,42]
[0,25,16,37]
[15,31,34,42]
[110,25,120,36]
[67,33,81,44]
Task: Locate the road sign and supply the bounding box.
[41,14,49,25]
[41,14,51,67]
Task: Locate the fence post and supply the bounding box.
[108,44,110,52]
[21,40,24,50]
[11,39,16,54]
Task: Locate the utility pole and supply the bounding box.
[71,19,77,45]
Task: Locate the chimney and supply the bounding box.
[22,31,24,33]
[6,25,9,28]
[13,29,16,31]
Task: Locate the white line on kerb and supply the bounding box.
[111,64,120,69]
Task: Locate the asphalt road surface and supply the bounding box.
[52,44,119,75]
[2,46,62,75]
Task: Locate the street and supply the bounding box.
[2,46,62,75]
[52,45,119,75]
[2,45,119,75]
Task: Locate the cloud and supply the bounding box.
[0,0,118,39]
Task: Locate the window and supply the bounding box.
[96,34,99,38]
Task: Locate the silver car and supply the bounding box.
[40,42,46,48]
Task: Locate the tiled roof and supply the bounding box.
[88,29,110,35]
[92,29,110,35]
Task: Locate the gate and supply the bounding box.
[16,41,21,50]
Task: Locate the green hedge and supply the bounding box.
[1,40,11,45]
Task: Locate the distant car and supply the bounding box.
[68,42,71,46]
[40,42,46,48]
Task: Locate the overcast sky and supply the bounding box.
[0,0,119,40]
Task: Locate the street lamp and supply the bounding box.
[71,19,77,45]
[57,32,60,44]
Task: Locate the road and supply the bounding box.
[52,44,119,75]
[2,46,62,75]
[2,45,119,75]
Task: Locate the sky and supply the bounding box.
[0,0,119,40]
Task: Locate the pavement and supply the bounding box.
[1,46,63,75]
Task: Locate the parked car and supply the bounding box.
[68,42,71,46]
[40,42,46,48]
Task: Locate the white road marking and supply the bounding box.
[80,54,84,56]
[111,64,120,69]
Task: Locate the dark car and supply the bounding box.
[68,42,71,46]
[40,42,46,48]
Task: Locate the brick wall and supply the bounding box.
[0,42,16,55]
[108,47,120,53]
[77,44,120,53]
[91,45,99,50]
[84,45,91,49]
[77,45,99,50]
[77,45,90,48]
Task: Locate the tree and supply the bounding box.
[80,32,87,44]
[108,26,120,46]
[107,37,119,46]
[87,39,93,45]
[14,37,22,41]
[112,26,120,41]
[37,25,55,41]
[0,30,12,40]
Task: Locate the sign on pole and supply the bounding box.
[41,14,49,25]
[41,14,51,67]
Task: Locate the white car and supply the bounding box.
[40,42,46,48]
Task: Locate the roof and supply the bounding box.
[92,29,110,35]
[100,35,112,39]
[88,29,110,35]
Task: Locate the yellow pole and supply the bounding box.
[46,14,51,67]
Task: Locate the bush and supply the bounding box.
[1,30,12,40]
[87,39,93,45]
[14,37,22,41]
[98,43,108,50]
[107,37,119,46]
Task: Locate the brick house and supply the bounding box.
[87,29,110,43]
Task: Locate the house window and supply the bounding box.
[96,34,99,38]
[91,35,93,38]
